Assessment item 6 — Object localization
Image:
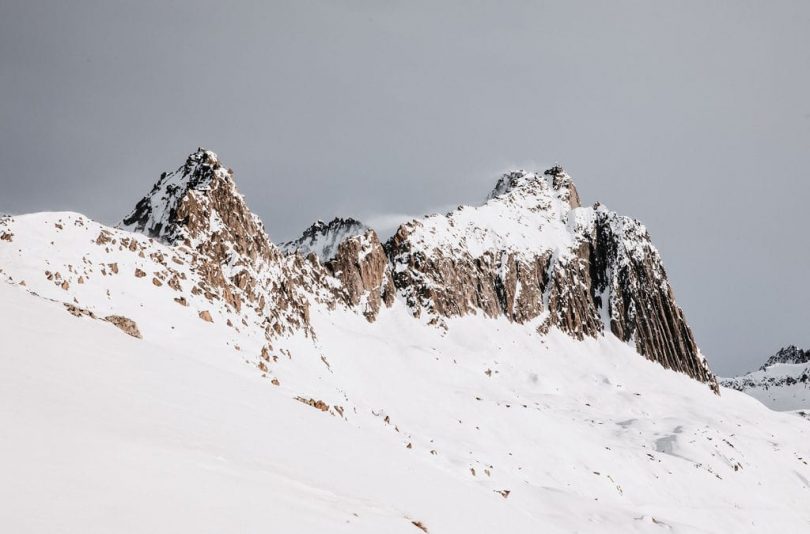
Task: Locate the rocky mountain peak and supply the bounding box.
[761,345,810,370]
[121,149,227,241]
[117,149,311,333]
[120,148,276,264]
[486,166,580,210]
[281,217,368,262]
[389,167,716,390]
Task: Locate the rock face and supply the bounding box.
[117,149,715,389]
[282,218,394,320]
[387,167,716,389]
[327,229,395,320]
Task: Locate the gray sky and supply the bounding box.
[1,1,808,375]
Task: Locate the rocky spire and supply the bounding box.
[120,148,276,266]
[120,149,310,335]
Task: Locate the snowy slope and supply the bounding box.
[2,273,810,533]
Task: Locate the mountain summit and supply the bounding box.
[120,148,277,265]
[389,166,716,388]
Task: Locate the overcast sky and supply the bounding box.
[1,1,808,375]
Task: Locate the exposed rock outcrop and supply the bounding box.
[105,315,142,339]
[282,218,394,320]
[326,229,395,320]
[64,303,141,339]
[388,167,716,389]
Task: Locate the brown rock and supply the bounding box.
[104,315,142,339]
[198,310,213,322]
[411,521,428,533]
[295,397,329,412]
[326,229,395,321]
[64,303,96,318]
[134,268,146,278]
[386,182,717,391]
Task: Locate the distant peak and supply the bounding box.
[281,217,369,262]
[760,345,810,370]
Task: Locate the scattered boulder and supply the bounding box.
[295,397,329,412]
[64,303,96,319]
[104,315,142,339]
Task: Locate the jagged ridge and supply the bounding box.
[6,149,717,389]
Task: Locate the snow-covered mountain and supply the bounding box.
[721,346,810,411]
[389,166,715,386]
[1,149,808,533]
